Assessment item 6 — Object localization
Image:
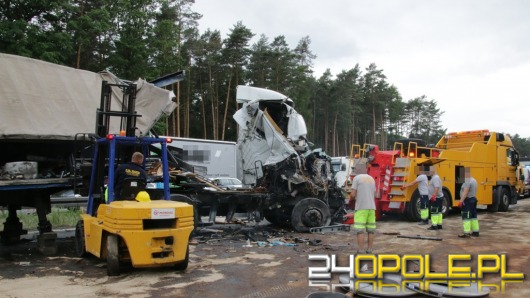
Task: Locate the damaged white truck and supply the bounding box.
[233,86,345,231]
[167,86,346,232]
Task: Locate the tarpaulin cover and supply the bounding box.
[0,53,176,140]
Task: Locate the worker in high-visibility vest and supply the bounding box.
[401,167,430,225]
[458,167,479,238]
[348,165,377,254]
[427,166,444,230]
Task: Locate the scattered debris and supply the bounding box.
[309,224,350,233]
[381,231,401,235]
[269,240,296,247]
[242,239,253,248]
[397,235,442,241]
[308,239,322,246]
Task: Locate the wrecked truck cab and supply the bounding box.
[234,86,345,232]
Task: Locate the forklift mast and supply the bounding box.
[89,81,145,213]
[96,80,140,138]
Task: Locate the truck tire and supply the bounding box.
[406,191,421,222]
[174,244,189,271]
[106,234,120,276]
[291,198,331,232]
[498,187,510,212]
[400,202,411,221]
[75,220,87,257]
[441,189,452,218]
[403,190,421,222]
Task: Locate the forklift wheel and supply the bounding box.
[174,244,189,271]
[74,220,87,257]
[107,234,120,276]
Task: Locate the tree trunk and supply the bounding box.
[332,112,338,156]
[372,102,376,144]
[221,76,232,141]
[208,66,216,140]
[312,99,316,143]
[233,68,240,139]
[175,88,180,137]
[200,79,207,139]
[75,0,84,69]
[380,109,385,149]
[324,114,329,153]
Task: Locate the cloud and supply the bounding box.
[193,0,530,137]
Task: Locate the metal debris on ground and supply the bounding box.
[191,222,334,249]
[397,235,443,241]
[381,231,401,235]
[309,224,350,233]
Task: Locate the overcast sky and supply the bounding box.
[193,0,530,137]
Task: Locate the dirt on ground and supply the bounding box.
[1,199,529,298]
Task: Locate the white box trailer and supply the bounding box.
[164,137,239,180]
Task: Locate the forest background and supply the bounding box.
[1,0,529,157]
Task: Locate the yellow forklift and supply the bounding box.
[75,80,193,276]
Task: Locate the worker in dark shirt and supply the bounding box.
[114,152,148,199]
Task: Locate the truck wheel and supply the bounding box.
[106,234,120,276]
[401,203,412,221]
[291,198,331,232]
[441,190,452,218]
[403,190,421,221]
[405,191,421,222]
[174,244,189,271]
[498,187,510,212]
[75,220,87,257]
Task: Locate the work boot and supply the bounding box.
[438,225,442,230]
[427,226,438,230]
[418,220,429,225]
[472,232,480,237]
[458,233,471,238]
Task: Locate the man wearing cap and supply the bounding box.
[348,165,377,254]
